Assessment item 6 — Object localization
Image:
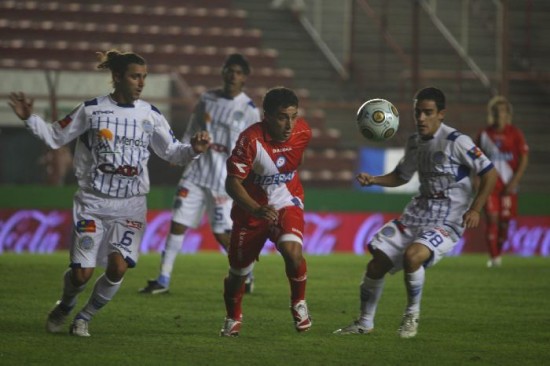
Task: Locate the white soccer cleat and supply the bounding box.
[70,318,91,337]
[333,320,373,335]
[486,256,502,268]
[290,300,312,332]
[220,317,242,337]
[46,301,71,334]
[398,313,419,338]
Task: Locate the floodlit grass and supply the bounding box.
[0,253,549,365]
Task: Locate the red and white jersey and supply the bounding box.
[25,95,199,198]
[227,118,311,214]
[179,90,260,192]
[477,124,529,190]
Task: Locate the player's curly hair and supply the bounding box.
[96,49,146,85]
[222,53,251,75]
[487,95,513,125]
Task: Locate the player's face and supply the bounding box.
[265,105,299,142]
[222,64,246,96]
[494,103,510,127]
[114,63,147,104]
[414,99,445,139]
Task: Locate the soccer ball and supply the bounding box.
[356,98,399,141]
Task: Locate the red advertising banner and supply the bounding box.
[1,209,550,256]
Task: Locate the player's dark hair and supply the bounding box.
[222,53,251,75]
[97,49,146,79]
[415,87,446,111]
[263,87,298,116]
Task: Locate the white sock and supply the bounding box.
[358,274,385,329]
[76,273,122,321]
[158,233,185,287]
[60,268,87,311]
[405,266,425,315]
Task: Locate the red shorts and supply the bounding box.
[228,206,304,269]
[485,191,517,220]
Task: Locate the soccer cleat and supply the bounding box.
[244,273,255,294]
[70,318,91,337]
[220,317,241,337]
[138,279,169,295]
[333,320,373,335]
[46,301,71,333]
[398,313,419,338]
[290,300,312,332]
[486,256,502,268]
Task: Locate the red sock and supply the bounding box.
[286,259,307,305]
[486,222,499,258]
[497,221,510,256]
[223,276,245,320]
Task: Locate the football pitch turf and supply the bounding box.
[1,252,548,365]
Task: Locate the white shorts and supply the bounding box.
[171,180,233,234]
[369,219,461,274]
[71,189,146,269]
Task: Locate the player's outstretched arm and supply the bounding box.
[356,170,407,187]
[8,92,34,121]
[226,175,278,222]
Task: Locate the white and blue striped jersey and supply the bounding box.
[178,89,260,192]
[25,95,199,198]
[395,123,494,235]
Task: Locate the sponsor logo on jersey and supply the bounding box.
[210,143,229,154]
[253,171,296,185]
[126,220,143,230]
[467,146,483,160]
[233,162,248,174]
[275,156,286,168]
[98,163,139,177]
[273,147,292,153]
[114,135,146,147]
[98,129,113,141]
[92,110,115,116]
[142,119,153,133]
[432,151,446,164]
[381,225,396,238]
[57,115,73,129]
[76,220,96,233]
[79,235,94,250]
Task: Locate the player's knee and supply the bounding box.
[170,221,188,235]
[403,244,430,271]
[71,267,93,286]
[229,262,255,277]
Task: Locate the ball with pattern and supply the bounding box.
[356,98,399,141]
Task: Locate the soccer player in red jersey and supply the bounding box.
[477,96,529,267]
[220,87,312,336]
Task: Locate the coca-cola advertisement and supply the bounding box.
[1,209,550,256]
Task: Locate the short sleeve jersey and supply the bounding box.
[180,90,260,192]
[226,118,312,216]
[477,124,528,191]
[395,123,494,235]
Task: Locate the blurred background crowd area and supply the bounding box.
[0,0,548,193]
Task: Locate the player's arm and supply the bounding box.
[356,170,408,187]
[505,152,528,194]
[226,175,278,222]
[463,166,498,228]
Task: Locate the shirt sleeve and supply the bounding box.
[394,135,418,181]
[226,131,255,179]
[455,134,494,176]
[150,110,199,166]
[24,103,88,149]
[181,99,205,143]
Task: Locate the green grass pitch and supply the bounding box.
[0,252,549,365]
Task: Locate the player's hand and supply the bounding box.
[8,92,34,121]
[462,209,480,228]
[356,172,375,186]
[252,205,278,223]
[190,130,211,154]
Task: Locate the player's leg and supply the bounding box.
[220,221,266,336]
[495,193,517,266]
[485,193,501,267]
[140,184,203,294]
[334,220,403,335]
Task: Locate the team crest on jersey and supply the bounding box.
[79,236,94,251]
[232,111,244,122]
[142,119,153,134]
[275,156,286,168]
[432,151,446,164]
[76,220,96,233]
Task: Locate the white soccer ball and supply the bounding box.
[356,98,399,141]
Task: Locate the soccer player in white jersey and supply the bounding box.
[139,54,261,295]
[8,49,210,337]
[334,87,497,338]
